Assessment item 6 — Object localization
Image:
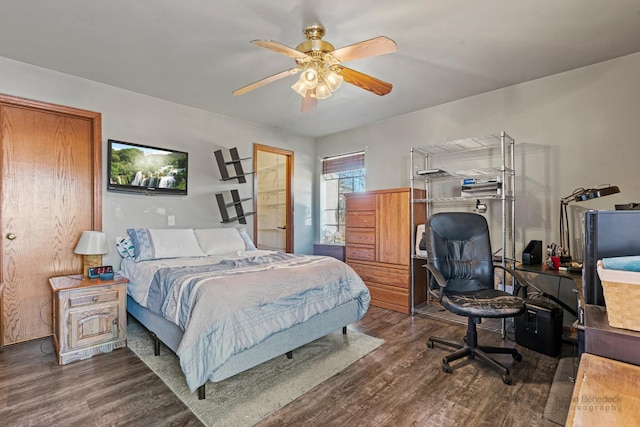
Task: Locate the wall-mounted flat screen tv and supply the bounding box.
[107,139,188,195]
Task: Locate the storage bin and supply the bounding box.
[597,260,640,332]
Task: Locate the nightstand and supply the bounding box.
[49,274,128,365]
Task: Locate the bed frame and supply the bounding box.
[126,295,361,399]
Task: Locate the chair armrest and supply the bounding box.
[424,263,448,290]
[493,264,531,297]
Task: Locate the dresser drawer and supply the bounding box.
[346,211,375,228]
[69,289,119,307]
[345,194,375,211]
[349,262,409,289]
[346,228,375,245]
[367,283,410,314]
[346,244,375,262]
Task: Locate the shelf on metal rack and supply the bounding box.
[412,132,513,157]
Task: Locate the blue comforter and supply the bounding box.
[144,253,370,391]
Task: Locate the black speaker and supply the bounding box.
[515,298,563,356]
[522,240,543,265]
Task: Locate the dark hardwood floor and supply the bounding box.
[0,306,571,426]
[0,332,202,426]
[258,307,572,427]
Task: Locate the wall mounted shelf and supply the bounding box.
[215,190,254,224]
[214,147,253,183]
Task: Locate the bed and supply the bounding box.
[118,227,370,399]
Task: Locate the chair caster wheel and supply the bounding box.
[502,375,513,385]
[427,340,434,349]
[513,353,522,362]
[442,363,452,373]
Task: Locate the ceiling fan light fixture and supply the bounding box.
[314,82,332,99]
[325,70,343,92]
[291,79,307,97]
[301,68,318,89]
[234,24,397,112]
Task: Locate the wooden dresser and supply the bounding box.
[345,188,426,314]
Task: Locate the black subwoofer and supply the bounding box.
[515,298,563,357]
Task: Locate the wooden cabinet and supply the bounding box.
[49,275,128,365]
[345,188,426,314]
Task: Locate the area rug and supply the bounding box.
[127,321,384,427]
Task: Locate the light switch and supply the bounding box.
[168,215,175,226]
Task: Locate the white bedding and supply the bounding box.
[121,250,277,307]
[119,251,370,391]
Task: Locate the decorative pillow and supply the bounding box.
[127,228,206,262]
[237,227,257,251]
[194,227,257,255]
[115,235,135,259]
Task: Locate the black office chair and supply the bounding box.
[424,212,531,384]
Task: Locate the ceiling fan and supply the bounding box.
[232,24,397,112]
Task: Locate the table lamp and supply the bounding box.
[559,184,620,259]
[74,231,108,277]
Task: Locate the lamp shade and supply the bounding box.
[74,231,108,255]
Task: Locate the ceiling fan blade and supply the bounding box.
[250,40,309,59]
[301,91,317,113]
[331,36,397,63]
[232,67,299,96]
[339,67,393,96]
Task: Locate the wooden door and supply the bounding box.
[1,95,101,345]
[253,144,293,252]
[376,190,410,266]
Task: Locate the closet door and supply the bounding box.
[253,144,293,252]
[1,95,101,345]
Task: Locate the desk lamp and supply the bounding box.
[74,231,108,277]
[559,184,620,259]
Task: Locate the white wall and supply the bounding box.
[316,52,640,256]
[3,51,639,267]
[0,57,316,268]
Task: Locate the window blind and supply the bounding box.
[322,151,365,175]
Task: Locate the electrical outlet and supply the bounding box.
[168,215,175,226]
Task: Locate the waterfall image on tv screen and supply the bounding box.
[108,139,188,195]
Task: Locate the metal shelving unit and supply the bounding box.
[409,132,516,315]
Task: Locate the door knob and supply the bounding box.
[6,233,17,240]
[277,226,287,230]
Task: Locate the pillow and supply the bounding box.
[237,227,257,251]
[194,227,257,255]
[127,228,206,262]
[115,235,135,259]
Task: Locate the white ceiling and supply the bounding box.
[1,1,640,138]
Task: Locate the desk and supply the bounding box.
[584,304,640,366]
[566,353,640,426]
[516,263,582,324]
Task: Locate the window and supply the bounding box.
[320,151,365,244]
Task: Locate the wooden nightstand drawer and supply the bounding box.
[69,289,119,307]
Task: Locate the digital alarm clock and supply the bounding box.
[88,265,114,280]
